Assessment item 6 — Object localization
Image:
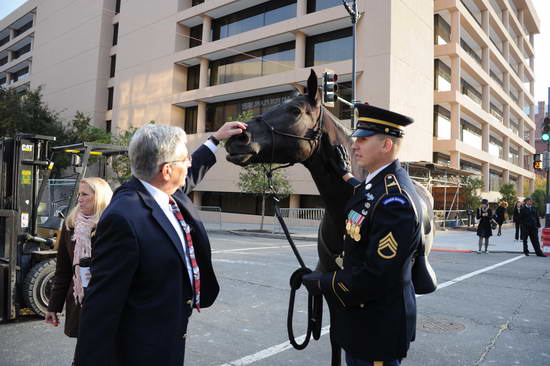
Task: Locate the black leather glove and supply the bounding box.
[301,271,323,296]
[329,144,352,178]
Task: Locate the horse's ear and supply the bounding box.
[306,69,320,106]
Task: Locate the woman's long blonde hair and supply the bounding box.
[65,177,113,229]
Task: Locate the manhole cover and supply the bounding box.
[418,316,465,333]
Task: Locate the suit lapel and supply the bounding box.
[131,178,187,265]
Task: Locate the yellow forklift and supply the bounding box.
[0,134,127,321]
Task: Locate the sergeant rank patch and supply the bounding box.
[377,232,398,259]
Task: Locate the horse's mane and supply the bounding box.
[321,106,367,180]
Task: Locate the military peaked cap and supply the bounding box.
[352,103,414,138]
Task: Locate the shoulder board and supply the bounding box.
[384,174,402,195]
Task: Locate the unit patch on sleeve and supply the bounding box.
[377,232,398,259]
[382,196,407,206]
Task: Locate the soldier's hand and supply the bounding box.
[302,271,323,295]
[329,144,352,178]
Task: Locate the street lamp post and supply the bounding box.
[342,0,359,129]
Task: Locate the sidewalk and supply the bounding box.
[205,221,535,254]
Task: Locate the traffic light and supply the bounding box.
[322,70,338,107]
[533,153,543,170]
[542,116,550,141]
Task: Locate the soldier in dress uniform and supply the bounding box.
[302,103,423,366]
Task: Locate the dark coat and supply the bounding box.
[476,207,493,237]
[319,160,422,361]
[74,145,219,366]
[48,227,83,337]
[512,207,522,224]
[520,205,541,231]
[494,206,506,224]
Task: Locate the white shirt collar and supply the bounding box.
[365,161,393,185]
[139,179,171,210]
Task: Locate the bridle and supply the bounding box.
[257,104,324,175]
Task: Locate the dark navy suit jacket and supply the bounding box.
[75,144,219,366]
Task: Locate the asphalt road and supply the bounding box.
[0,232,549,366]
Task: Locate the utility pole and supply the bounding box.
[342,0,359,129]
[546,115,550,228]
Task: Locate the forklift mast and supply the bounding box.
[0,134,55,321]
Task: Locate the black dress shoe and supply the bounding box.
[524,253,529,256]
[536,254,546,257]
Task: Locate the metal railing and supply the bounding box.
[434,209,473,229]
[272,208,325,233]
[198,206,222,230]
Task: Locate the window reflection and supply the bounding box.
[305,28,352,66]
[434,105,451,139]
[461,120,482,149]
[210,42,295,85]
[212,0,296,41]
[307,0,342,13]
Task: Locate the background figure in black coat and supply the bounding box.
[519,197,545,257]
[512,201,522,241]
[75,122,246,366]
[494,201,508,236]
[476,199,492,253]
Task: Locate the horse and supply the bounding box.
[225,69,436,365]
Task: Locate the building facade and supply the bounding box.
[0,0,539,214]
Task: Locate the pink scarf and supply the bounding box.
[72,213,95,304]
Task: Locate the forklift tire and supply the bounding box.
[23,259,57,317]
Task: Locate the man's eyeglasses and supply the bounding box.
[163,156,192,166]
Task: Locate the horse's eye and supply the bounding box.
[289,107,301,116]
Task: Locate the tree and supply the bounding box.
[67,111,111,144]
[238,164,292,231]
[531,189,546,217]
[462,176,484,210]
[110,126,138,183]
[498,183,517,216]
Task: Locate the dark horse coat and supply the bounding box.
[319,160,422,361]
[75,145,220,366]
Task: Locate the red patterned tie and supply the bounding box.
[169,197,200,311]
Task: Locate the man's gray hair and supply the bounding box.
[129,124,188,182]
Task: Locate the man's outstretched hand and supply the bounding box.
[213,121,248,141]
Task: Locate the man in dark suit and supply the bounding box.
[519,197,545,257]
[302,104,424,365]
[74,122,246,366]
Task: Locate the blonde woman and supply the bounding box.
[45,177,113,339]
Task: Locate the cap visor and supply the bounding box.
[351,129,378,138]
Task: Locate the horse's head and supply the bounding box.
[225,70,323,166]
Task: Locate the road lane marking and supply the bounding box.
[216,255,525,366]
[212,244,316,254]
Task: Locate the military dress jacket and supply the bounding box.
[319,160,423,361]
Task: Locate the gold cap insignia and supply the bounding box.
[377,232,398,259]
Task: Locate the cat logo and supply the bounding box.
[21,144,33,152]
[377,232,398,259]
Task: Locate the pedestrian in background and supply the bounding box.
[512,201,522,241]
[45,178,113,362]
[476,199,492,253]
[519,197,546,257]
[494,201,508,236]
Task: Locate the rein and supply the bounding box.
[260,106,325,351]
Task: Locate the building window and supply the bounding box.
[0,55,8,66]
[187,65,200,91]
[490,103,503,122]
[107,87,114,110]
[510,119,520,136]
[434,59,451,91]
[14,20,33,38]
[434,105,451,139]
[461,79,482,106]
[509,148,519,165]
[433,152,451,166]
[106,120,112,133]
[460,39,482,65]
[189,25,202,48]
[206,91,293,132]
[113,23,119,46]
[210,42,295,86]
[461,120,482,150]
[489,170,503,191]
[434,14,450,45]
[0,35,9,47]
[192,0,205,5]
[212,0,296,41]
[460,160,482,175]
[13,44,31,59]
[305,28,352,66]
[307,0,342,13]
[11,66,29,82]
[110,55,116,78]
[184,107,198,134]
[489,136,503,158]
[115,0,121,14]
